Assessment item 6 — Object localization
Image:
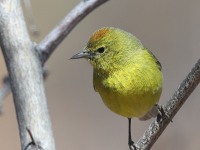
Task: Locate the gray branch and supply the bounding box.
[0,0,109,149]
[136,58,200,149]
[36,0,109,65]
[0,0,55,149]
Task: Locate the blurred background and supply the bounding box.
[1,0,200,149]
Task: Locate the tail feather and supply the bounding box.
[139,105,158,121]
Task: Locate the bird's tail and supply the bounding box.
[139,104,159,121]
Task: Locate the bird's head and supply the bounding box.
[71,27,143,73]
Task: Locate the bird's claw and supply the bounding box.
[128,140,136,150]
[156,105,172,123]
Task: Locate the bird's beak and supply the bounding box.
[70,51,94,59]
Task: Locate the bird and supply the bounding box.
[71,27,163,149]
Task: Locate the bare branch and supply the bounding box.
[0,0,108,105]
[0,0,108,104]
[0,69,49,107]
[136,58,200,149]
[36,0,109,65]
[0,0,55,149]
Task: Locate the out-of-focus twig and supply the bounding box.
[0,76,10,114]
[36,0,109,65]
[23,0,40,36]
[0,76,10,101]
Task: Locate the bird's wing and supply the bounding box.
[146,48,162,71]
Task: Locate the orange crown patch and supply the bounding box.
[90,28,109,42]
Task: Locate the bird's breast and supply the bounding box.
[93,63,163,118]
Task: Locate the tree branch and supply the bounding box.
[136,58,200,149]
[0,0,109,105]
[36,0,109,65]
[0,0,55,149]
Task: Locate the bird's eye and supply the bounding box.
[97,47,105,53]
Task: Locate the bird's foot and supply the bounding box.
[156,104,172,123]
[128,140,136,150]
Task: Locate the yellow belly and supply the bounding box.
[93,63,163,118]
[98,87,162,118]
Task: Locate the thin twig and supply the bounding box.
[26,127,36,145]
[136,58,200,149]
[25,127,44,150]
[0,76,10,114]
[36,0,109,65]
[0,76,10,101]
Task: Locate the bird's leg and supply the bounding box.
[128,118,136,150]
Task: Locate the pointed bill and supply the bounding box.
[71,51,94,59]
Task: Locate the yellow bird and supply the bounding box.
[71,27,163,149]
